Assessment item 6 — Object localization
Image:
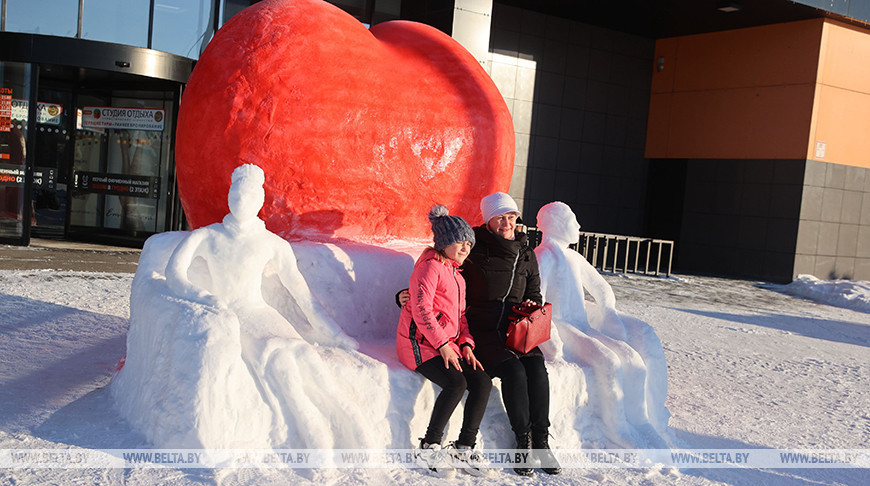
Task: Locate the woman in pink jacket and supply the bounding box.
[397,205,492,478]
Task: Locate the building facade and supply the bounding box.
[428,0,870,282]
[3,0,870,281]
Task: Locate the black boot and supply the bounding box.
[532,431,561,475]
[514,432,533,476]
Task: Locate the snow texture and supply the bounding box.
[1,267,868,484]
[763,274,870,313]
[1,175,869,484]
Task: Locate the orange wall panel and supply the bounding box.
[651,38,677,94]
[646,20,822,160]
[818,21,870,94]
[660,85,814,159]
[809,84,870,169]
[807,21,870,169]
[670,20,822,91]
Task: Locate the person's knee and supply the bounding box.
[442,369,468,393]
[495,358,527,384]
[523,357,549,383]
[467,370,493,393]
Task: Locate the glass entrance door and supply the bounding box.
[70,89,175,243]
[30,86,73,239]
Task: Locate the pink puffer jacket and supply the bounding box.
[396,249,474,370]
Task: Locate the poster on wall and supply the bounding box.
[80,107,165,131]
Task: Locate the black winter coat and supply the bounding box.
[462,225,543,372]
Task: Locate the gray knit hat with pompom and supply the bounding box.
[428,204,475,251]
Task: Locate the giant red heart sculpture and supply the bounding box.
[176,0,514,241]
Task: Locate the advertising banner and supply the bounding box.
[73,171,160,199]
[1,89,11,132]
[0,164,25,187]
[0,165,59,189]
[80,106,165,131]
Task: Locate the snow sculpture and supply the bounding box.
[110,168,677,454]
[163,164,354,350]
[175,0,514,242]
[111,164,389,449]
[535,201,670,447]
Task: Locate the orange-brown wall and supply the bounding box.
[809,20,870,169]
[646,19,823,160]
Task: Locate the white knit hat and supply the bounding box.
[480,192,520,223]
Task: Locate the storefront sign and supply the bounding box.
[33,167,56,189]
[0,89,11,132]
[73,171,160,198]
[10,99,64,126]
[0,164,58,188]
[80,107,165,131]
[0,164,25,186]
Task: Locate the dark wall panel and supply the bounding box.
[677,159,805,282]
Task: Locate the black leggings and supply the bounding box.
[492,354,551,436]
[416,356,493,447]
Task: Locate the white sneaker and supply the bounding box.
[450,444,493,477]
[415,441,456,479]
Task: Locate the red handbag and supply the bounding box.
[505,302,552,354]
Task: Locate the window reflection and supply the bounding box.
[0,61,32,241]
[5,0,78,37]
[152,0,213,58]
[82,0,150,47]
[1,1,404,61]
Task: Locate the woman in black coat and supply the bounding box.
[461,192,560,477]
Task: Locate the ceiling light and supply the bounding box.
[717,1,742,12]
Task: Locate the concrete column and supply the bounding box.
[401,0,493,68]
[451,0,493,68]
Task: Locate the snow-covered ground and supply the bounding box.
[1,266,868,485]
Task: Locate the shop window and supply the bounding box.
[0,61,32,242]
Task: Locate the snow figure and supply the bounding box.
[534,201,670,447]
[112,164,389,450]
[163,164,354,349]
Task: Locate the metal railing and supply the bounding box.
[525,228,674,277]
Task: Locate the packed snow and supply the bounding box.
[1,268,869,484]
[762,275,870,314]
[0,174,868,484]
